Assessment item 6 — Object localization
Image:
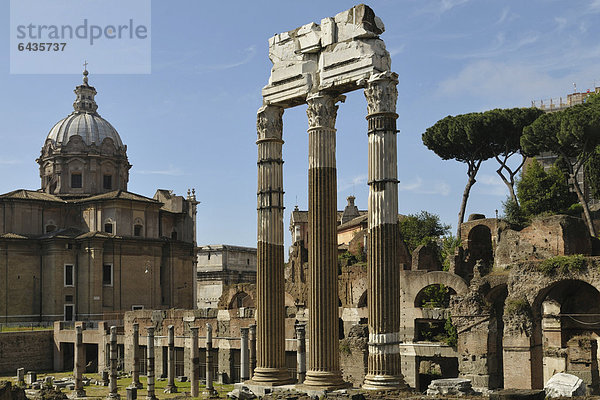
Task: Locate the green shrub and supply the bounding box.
[444,317,457,347]
[538,254,586,275]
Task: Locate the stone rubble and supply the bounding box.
[426,378,475,396]
[544,372,587,398]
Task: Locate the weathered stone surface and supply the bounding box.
[495,215,592,268]
[426,377,474,396]
[489,389,545,400]
[262,4,391,107]
[544,372,586,398]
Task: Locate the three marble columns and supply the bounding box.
[254,72,404,390]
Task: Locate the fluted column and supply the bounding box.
[303,93,346,390]
[253,105,291,386]
[363,71,406,390]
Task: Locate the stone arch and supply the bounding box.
[406,271,469,306]
[530,279,600,390]
[228,291,255,309]
[357,290,367,308]
[414,284,457,308]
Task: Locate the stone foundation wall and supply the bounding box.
[0,331,54,374]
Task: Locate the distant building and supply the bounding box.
[196,244,256,309]
[0,71,198,323]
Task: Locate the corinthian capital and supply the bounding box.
[257,105,284,141]
[364,71,399,115]
[306,93,345,130]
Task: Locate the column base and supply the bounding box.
[249,367,293,386]
[70,389,86,398]
[163,385,177,394]
[202,388,219,398]
[300,370,348,391]
[362,373,407,390]
[128,382,143,389]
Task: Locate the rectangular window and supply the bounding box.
[64,264,74,287]
[64,304,74,321]
[103,175,112,190]
[104,223,113,234]
[103,264,113,286]
[134,225,142,237]
[132,305,144,311]
[71,173,82,188]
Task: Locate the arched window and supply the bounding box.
[133,218,143,237]
[228,292,255,309]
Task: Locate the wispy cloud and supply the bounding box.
[195,45,257,72]
[414,0,470,17]
[590,0,600,12]
[399,177,450,196]
[338,174,368,193]
[435,60,557,103]
[135,165,184,176]
[476,174,507,196]
[389,44,406,57]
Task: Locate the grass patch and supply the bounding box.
[537,254,586,276]
[1,371,235,399]
[505,297,530,316]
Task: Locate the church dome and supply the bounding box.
[45,69,124,149]
[38,69,131,197]
[47,112,124,148]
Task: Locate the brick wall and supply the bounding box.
[0,331,54,374]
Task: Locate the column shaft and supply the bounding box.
[240,327,249,382]
[74,325,86,397]
[108,326,120,399]
[146,327,157,400]
[253,105,291,385]
[303,93,345,390]
[190,327,199,398]
[165,325,177,393]
[363,72,406,390]
[131,323,142,389]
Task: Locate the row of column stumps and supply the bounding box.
[67,322,254,400]
[254,72,404,391]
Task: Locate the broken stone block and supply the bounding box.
[545,372,587,398]
[25,372,37,385]
[426,378,474,396]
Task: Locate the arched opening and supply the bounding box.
[357,291,367,308]
[533,280,600,392]
[414,284,457,343]
[228,291,254,310]
[467,224,493,265]
[485,284,508,389]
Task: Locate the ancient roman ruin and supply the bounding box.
[3,4,600,400]
[256,4,403,390]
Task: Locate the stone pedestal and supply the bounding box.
[146,327,157,400]
[130,323,143,389]
[295,324,306,384]
[252,105,291,386]
[164,325,177,393]
[107,326,120,400]
[240,327,249,382]
[190,327,199,398]
[248,324,256,379]
[362,72,406,390]
[16,368,24,386]
[73,325,86,398]
[204,324,218,397]
[302,93,346,390]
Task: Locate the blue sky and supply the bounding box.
[1,0,600,252]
